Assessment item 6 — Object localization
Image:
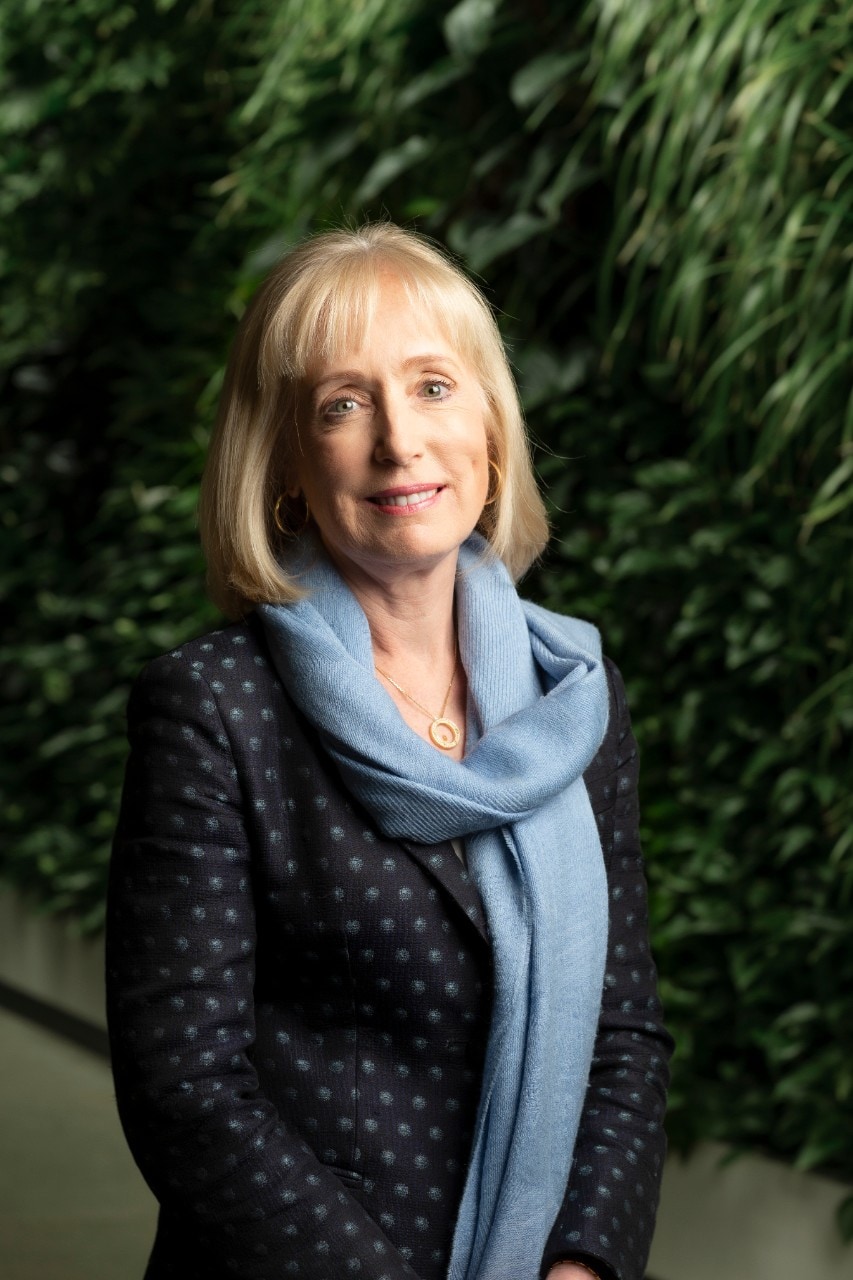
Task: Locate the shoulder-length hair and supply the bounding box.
[199,222,549,617]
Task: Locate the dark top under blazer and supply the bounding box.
[106,613,673,1280]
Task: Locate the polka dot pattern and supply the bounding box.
[106,616,672,1280]
[542,661,674,1280]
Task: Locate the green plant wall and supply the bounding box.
[1,0,851,1231]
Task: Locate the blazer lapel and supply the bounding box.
[399,839,490,946]
[267,658,491,949]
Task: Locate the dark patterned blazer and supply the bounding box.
[105,612,673,1280]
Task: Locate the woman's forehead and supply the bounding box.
[298,272,476,373]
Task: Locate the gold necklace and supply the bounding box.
[374,651,462,750]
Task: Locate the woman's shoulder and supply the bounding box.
[137,612,269,678]
[519,595,630,725]
[583,654,636,792]
[521,598,603,661]
[128,611,284,721]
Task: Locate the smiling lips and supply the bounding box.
[367,485,444,512]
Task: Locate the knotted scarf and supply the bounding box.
[257,533,610,1280]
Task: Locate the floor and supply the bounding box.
[0,1004,157,1280]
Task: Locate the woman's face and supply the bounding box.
[290,273,491,589]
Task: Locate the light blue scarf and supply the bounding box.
[257,533,610,1280]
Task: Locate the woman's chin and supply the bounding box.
[322,528,469,585]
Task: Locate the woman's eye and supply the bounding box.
[326,397,358,417]
[422,381,450,399]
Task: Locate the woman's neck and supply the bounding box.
[326,549,467,758]
[363,591,457,672]
[326,549,459,669]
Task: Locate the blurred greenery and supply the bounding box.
[1,0,851,1228]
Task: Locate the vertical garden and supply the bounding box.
[1,0,851,1234]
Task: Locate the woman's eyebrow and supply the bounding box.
[310,370,364,394]
[309,353,462,395]
[399,352,461,371]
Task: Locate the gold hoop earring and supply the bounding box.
[483,458,503,507]
[273,493,311,536]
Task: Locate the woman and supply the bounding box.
[106,223,673,1280]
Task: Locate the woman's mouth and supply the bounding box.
[366,486,444,512]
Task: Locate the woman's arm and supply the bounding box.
[106,651,418,1280]
[541,659,675,1280]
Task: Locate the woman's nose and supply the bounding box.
[372,399,424,465]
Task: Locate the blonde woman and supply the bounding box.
[107,223,673,1280]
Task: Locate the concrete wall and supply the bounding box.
[0,888,106,1029]
[650,1143,851,1280]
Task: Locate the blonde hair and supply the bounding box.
[199,222,549,617]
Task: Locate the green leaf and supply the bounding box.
[442,0,497,61]
[449,212,548,271]
[510,51,585,110]
[396,60,466,110]
[356,136,433,203]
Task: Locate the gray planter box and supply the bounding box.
[0,886,106,1029]
[650,1142,851,1280]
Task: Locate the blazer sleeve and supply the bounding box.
[105,652,418,1280]
[540,658,675,1280]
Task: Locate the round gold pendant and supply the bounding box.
[429,718,461,750]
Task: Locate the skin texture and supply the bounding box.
[292,271,491,590]
[289,271,491,759]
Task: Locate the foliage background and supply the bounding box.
[1,0,851,1230]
